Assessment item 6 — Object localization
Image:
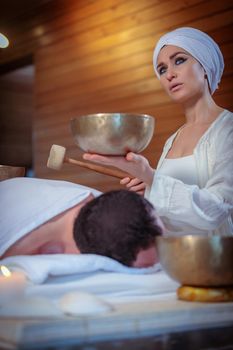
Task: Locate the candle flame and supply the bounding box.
[0,265,12,277]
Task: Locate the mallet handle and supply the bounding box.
[64,157,131,179]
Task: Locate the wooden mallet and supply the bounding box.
[47,144,131,179]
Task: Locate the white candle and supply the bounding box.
[0,265,27,305]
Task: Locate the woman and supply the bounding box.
[83,27,233,236]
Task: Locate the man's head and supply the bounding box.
[73,190,164,267]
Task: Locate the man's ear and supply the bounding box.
[132,245,158,268]
[38,241,65,254]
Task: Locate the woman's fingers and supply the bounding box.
[126,178,144,188]
[83,153,138,174]
[83,153,115,166]
[126,152,144,163]
[120,177,131,185]
[128,182,146,195]
[129,183,146,192]
[120,177,141,186]
[128,181,146,190]
[120,177,146,195]
[84,152,144,167]
[83,153,127,167]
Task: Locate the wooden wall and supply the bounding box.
[0,0,232,191]
[0,66,34,169]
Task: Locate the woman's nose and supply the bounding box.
[166,66,177,81]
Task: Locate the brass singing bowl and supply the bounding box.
[70,113,155,155]
[156,236,233,287]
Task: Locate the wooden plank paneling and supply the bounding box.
[0,0,232,191]
[0,84,33,167]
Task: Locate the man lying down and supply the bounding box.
[0,177,164,268]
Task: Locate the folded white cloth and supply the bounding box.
[1,254,178,301]
[27,270,177,302]
[1,254,161,283]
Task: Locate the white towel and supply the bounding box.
[1,254,161,283]
[1,254,178,299]
[26,270,178,301]
[0,178,101,256]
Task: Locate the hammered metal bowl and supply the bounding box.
[70,113,155,155]
[156,235,233,287]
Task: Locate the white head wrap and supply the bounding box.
[153,27,224,94]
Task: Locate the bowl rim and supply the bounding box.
[155,235,233,242]
[70,112,155,122]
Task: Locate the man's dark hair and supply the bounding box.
[73,190,163,266]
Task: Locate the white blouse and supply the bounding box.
[158,155,198,185]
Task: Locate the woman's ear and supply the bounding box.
[203,70,211,93]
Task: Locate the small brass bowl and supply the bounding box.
[70,113,155,155]
[0,165,25,181]
[156,236,233,287]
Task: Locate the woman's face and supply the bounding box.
[156,45,208,104]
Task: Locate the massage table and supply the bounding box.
[0,254,233,349]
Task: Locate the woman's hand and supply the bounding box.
[83,152,155,186]
[120,177,146,195]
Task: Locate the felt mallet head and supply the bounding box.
[47,144,66,170]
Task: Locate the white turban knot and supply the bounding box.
[153,27,224,94]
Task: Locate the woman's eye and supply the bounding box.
[158,66,166,75]
[175,57,186,65]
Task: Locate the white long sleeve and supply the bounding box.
[147,174,231,231]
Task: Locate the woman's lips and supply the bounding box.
[170,83,183,92]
